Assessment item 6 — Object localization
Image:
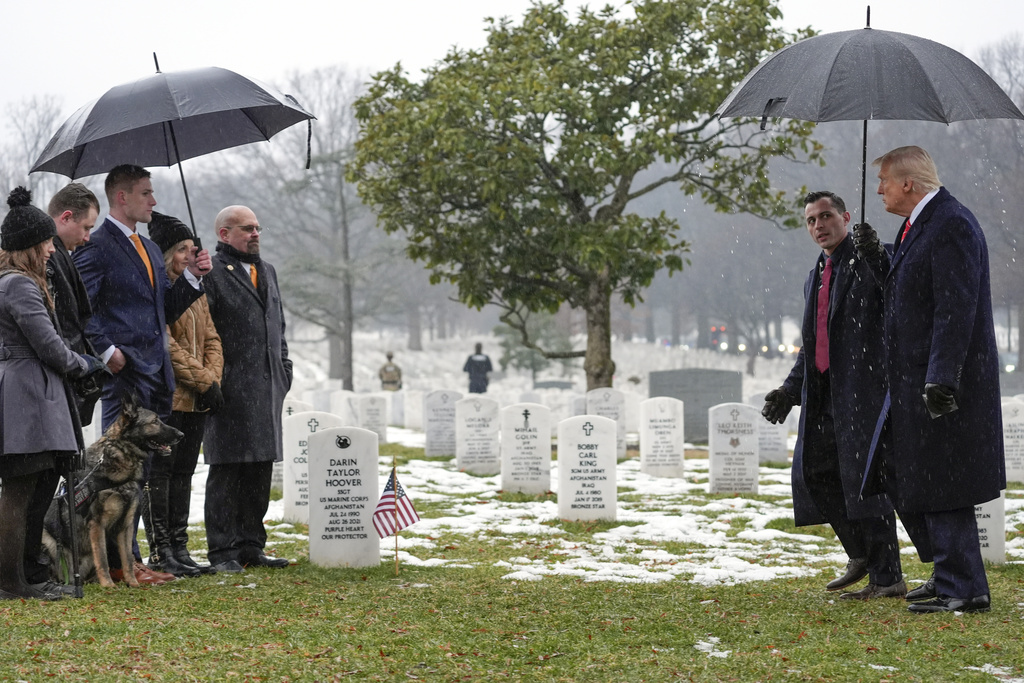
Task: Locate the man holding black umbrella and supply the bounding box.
[857,146,1005,614]
[73,164,212,585]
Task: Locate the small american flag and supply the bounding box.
[373,468,420,538]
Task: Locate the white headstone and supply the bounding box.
[307,427,381,568]
[639,397,685,477]
[328,390,358,424]
[758,421,789,463]
[501,403,552,494]
[455,396,501,475]
[975,492,1006,564]
[404,390,424,430]
[282,411,347,524]
[557,415,617,521]
[586,388,627,460]
[301,389,332,413]
[283,398,314,420]
[1003,401,1024,483]
[571,395,587,417]
[356,395,389,444]
[424,390,463,457]
[622,390,642,433]
[390,391,405,427]
[708,403,759,494]
[519,391,542,405]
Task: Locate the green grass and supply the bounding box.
[5,449,1024,682]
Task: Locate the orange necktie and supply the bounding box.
[129,233,154,287]
[249,264,258,288]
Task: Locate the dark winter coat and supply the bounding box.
[202,245,292,464]
[864,188,1005,513]
[783,235,893,526]
[0,273,87,455]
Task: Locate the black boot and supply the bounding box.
[0,472,60,600]
[169,472,214,574]
[156,546,200,578]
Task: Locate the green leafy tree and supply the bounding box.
[349,0,819,389]
[495,311,576,381]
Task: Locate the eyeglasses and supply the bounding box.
[232,224,263,234]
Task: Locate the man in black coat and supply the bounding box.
[202,205,292,571]
[46,183,100,424]
[858,146,1004,614]
[763,191,903,600]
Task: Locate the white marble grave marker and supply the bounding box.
[356,395,389,443]
[283,398,314,420]
[747,392,791,463]
[282,411,347,524]
[639,397,685,477]
[328,390,358,424]
[404,390,424,430]
[975,492,1006,564]
[424,390,463,456]
[1003,401,1024,483]
[570,395,587,417]
[586,388,626,459]
[708,403,759,494]
[557,415,617,521]
[307,427,381,568]
[500,403,551,494]
[455,396,500,475]
[390,391,405,428]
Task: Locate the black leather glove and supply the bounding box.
[762,387,795,424]
[198,381,225,413]
[924,383,958,417]
[852,222,885,263]
[76,354,112,380]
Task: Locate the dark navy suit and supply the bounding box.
[74,218,201,428]
[863,188,1005,600]
[783,235,900,586]
[73,217,202,564]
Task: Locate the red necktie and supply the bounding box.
[900,218,911,243]
[815,258,833,373]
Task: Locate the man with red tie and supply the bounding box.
[762,191,903,600]
[856,146,1004,614]
[73,164,212,585]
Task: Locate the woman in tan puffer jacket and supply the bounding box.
[145,213,223,577]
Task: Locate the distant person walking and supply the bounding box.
[463,343,493,394]
[379,351,402,391]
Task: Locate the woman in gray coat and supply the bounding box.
[0,188,105,600]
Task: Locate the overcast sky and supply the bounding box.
[2,0,1020,121]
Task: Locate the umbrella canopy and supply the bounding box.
[32,66,314,179]
[715,27,1024,221]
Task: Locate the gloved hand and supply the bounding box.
[852,222,885,263]
[924,383,958,417]
[198,381,225,413]
[77,354,112,380]
[762,387,795,424]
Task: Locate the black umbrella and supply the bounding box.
[30,55,315,239]
[715,12,1024,222]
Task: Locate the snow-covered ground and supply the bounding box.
[180,330,1024,586]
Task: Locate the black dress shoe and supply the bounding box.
[174,547,217,575]
[905,573,936,601]
[826,557,868,591]
[840,579,907,601]
[240,554,290,569]
[907,594,991,614]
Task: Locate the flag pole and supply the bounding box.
[393,456,399,576]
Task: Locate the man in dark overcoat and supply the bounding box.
[763,191,903,600]
[46,183,100,424]
[860,146,1004,614]
[202,205,292,571]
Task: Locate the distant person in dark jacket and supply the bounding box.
[463,343,493,394]
[379,351,402,391]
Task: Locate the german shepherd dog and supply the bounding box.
[42,396,182,587]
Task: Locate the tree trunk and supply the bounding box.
[583,277,615,391]
[406,303,423,351]
[333,169,354,390]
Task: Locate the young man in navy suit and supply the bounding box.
[73,164,212,585]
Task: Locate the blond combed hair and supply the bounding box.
[872,146,942,193]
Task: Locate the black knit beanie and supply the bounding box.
[2,187,56,251]
[148,211,194,254]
